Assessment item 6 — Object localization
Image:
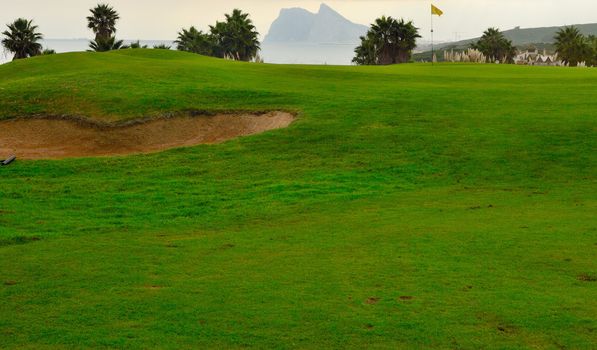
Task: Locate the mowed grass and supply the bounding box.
[0,49,596,349]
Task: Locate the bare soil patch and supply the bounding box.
[497,324,516,334]
[365,297,380,305]
[577,274,597,282]
[144,285,164,290]
[220,243,236,250]
[0,111,294,160]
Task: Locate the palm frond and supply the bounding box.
[1,18,43,60]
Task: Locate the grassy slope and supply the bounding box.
[0,50,596,349]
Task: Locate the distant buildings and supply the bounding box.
[442,48,591,67]
[514,49,564,66]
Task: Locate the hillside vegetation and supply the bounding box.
[415,23,597,61]
[438,22,597,49]
[0,50,596,349]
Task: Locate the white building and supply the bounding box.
[514,49,564,66]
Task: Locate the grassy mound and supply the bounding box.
[0,50,596,349]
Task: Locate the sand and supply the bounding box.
[0,111,294,160]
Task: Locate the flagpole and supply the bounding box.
[431,4,434,66]
[430,4,443,65]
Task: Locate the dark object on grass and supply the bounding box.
[1,155,16,166]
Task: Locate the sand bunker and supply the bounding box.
[0,111,294,159]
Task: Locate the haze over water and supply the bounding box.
[1,40,360,66]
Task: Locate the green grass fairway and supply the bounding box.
[1,50,596,349]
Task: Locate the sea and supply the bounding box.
[0,39,359,66]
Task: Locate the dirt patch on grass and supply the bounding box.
[0,236,42,247]
[0,111,295,160]
[144,285,165,290]
[578,274,597,282]
[497,324,517,334]
[365,297,380,305]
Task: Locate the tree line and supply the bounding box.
[351,20,520,65]
[175,9,260,61]
[353,19,597,67]
[1,3,260,62]
[467,26,596,66]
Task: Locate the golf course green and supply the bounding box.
[0,49,596,348]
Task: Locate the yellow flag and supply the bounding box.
[431,4,444,16]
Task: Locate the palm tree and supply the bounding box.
[588,35,597,67]
[87,4,120,42]
[353,16,420,65]
[554,26,591,66]
[368,16,395,64]
[89,36,123,52]
[125,40,147,49]
[175,27,214,56]
[394,19,421,63]
[207,21,229,58]
[177,10,260,61]
[153,43,171,50]
[471,28,516,63]
[353,33,378,65]
[1,18,43,60]
[176,9,260,61]
[210,9,260,61]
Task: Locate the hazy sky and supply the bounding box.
[1,0,596,41]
